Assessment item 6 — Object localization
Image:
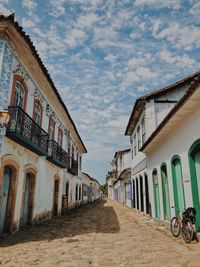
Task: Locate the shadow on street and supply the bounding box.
[0,198,120,247]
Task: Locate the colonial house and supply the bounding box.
[90,177,101,201]
[108,149,131,206]
[82,172,100,203]
[82,172,93,204]
[0,14,87,234]
[125,71,200,216]
[140,76,200,231]
[106,170,117,200]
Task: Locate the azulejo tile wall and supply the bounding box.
[0,41,14,109]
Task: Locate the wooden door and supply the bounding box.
[0,167,11,233]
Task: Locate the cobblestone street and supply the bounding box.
[0,199,200,267]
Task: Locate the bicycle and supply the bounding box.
[170,207,196,243]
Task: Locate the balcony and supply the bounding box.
[47,140,68,168]
[6,106,48,156]
[68,157,78,175]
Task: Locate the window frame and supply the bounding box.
[141,117,145,145]
[32,99,43,127]
[137,126,141,151]
[10,74,28,111]
[57,128,63,147]
[48,116,55,140]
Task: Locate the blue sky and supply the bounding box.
[1,0,200,184]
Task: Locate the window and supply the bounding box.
[14,81,25,108]
[68,145,71,166]
[134,134,137,156]
[72,145,74,160]
[33,100,43,126]
[141,117,145,145]
[137,125,141,151]
[11,75,28,111]
[48,116,55,140]
[79,156,82,170]
[58,128,63,147]
[83,184,87,196]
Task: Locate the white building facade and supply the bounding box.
[141,77,200,231]
[108,149,131,206]
[0,15,87,233]
[125,71,199,216]
[82,172,100,204]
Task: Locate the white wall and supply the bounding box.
[147,103,200,220]
[116,150,131,175]
[154,84,189,128]
[3,138,63,230]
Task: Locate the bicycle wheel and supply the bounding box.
[171,217,181,237]
[182,221,194,243]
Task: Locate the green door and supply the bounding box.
[171,157,185,216]
[189,143,200,231]
[161,164,171,220]
[153,170,160,218]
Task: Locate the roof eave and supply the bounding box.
[0,14,87,153]
[125,99,145,136]
[140,75,200,153]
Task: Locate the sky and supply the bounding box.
[1,0,200,184]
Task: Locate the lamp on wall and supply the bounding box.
[0,109,10,154]
[0,109,10,128]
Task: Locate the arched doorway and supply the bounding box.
[171,156,185,216]
[0,165,18,233]
[152,169,160,218]
[139,176,144,212]
[136,178,139,210]
[53,178,59,216]
[21,172,35,227]
[132,180,136,208]
[145,174,150,214]
[189,140,200,231]
[161,163,170,220]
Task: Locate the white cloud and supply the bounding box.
[49,0,65,17]
[135,0,181,9]
[65,28,87,48]
[189,2,200,15]
[0,2,12,15]
[130,32,141,39]
[157,23,200,50]
[22,0,37,11]
[106,115,129,130]
[159,49,197,66]
[136,67,158,79]
[151,19,162,37]
[104,54,117,63]
[75,13,99,29]
[21,18,35,28]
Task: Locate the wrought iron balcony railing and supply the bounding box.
[6,106,48,156]
[68,157,78,175]
[47,140,68,168]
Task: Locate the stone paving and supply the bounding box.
[0,199,200,267]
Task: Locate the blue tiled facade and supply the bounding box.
[0,41,14,109]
